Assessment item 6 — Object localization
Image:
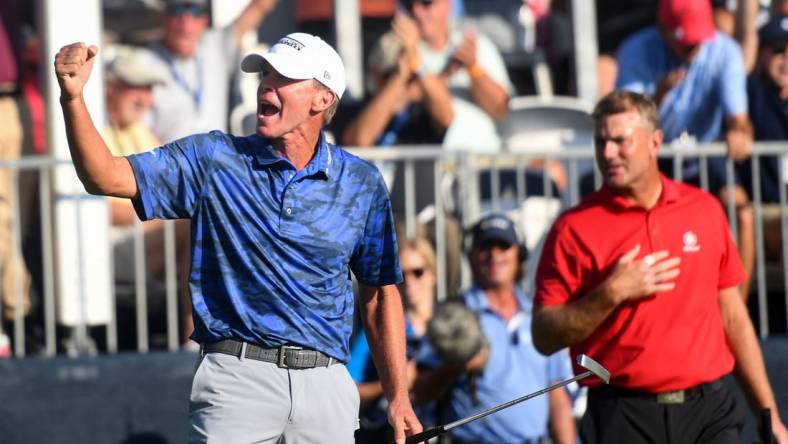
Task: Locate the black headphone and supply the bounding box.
[463,214,529,264]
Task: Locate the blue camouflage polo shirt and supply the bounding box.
[127,130,402,362]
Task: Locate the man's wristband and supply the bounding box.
[468,63,484,79]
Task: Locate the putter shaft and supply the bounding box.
[404,371,593,444]
[401,354,610,444]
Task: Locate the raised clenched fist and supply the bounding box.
[54,42,99,101]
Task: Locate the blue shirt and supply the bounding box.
[127,131,402,362]
[446,287,573,444]
[616,28,747,143]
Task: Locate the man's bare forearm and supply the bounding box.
[360,284,410,402]
[469,73,508,120]
[234,0,277,42]
[532,287,619,355]
[343,76,408,146]
[60,97,137,198]
[735,0,758,73]
[720,286,779,413]
[417,73,454,130]
[548,388,576,444]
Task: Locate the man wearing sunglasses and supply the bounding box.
[615,0,757,299]
[413,213,576,444]
[145,0,277,144]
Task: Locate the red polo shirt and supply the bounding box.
[535,175,744,392]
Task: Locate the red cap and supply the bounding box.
[658,0,716,46]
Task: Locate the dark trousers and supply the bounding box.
[580,381,744,444]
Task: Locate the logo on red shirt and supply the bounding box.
[682,231,700,252]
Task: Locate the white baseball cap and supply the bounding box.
[106,47,167,87]
[241,33,346,99]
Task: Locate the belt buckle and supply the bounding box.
[278,345,302,368]
[656,390,685,404]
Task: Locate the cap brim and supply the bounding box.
[473,230,517,247]
[125,79,165,87]
[166,0,208,9]
[241,53,313,81]
[107,72,166,87]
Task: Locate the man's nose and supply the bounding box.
[257,80,274,94]
[602,141,618,159]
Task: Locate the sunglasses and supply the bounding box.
[476,239,514,251]
[167,4,207,17]
[403,267,426,279]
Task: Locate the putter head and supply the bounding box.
[577,354,610,384]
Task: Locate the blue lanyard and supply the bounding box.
[155,45,203,109]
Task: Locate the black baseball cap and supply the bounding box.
[759,16,788,48]
[165,0,208,14]
[469,214,519,249]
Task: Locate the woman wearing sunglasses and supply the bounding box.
[349,237,438,444]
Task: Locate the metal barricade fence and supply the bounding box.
[1,141,787,357]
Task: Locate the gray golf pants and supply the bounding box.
[189,352,360,443]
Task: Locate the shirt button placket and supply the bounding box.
[646,212,660,250]
[285,179,295,218]
[281,171,295,231]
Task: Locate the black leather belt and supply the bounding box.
[590,378,724,404]
[201,339,339,369]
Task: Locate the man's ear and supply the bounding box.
[312,87,336,113]
[650,128,664,157]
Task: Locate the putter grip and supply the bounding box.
[760,408,773,444]
[402,426,444,444]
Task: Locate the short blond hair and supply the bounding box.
[592,90,660,131]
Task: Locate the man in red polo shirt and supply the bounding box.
[532,90,788,443]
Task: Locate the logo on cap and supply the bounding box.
[324,70,331,80]
[682,231,700,252]
[279,37,305,51]
[480,216,511,232]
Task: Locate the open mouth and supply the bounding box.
[259,103,280,117]
[258,97,281,119]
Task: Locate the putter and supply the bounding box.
[400,354,610,444]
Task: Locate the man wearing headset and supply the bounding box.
[413,213,576,444]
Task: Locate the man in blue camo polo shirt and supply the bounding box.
[54,33,422,444]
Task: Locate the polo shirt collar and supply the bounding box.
[657,174,680,204]
[252,132,333,179]
[463,286,531,314]
[304,133,333,179]
[599,173,679,210]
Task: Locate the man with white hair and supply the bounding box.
[54,32,421,443]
